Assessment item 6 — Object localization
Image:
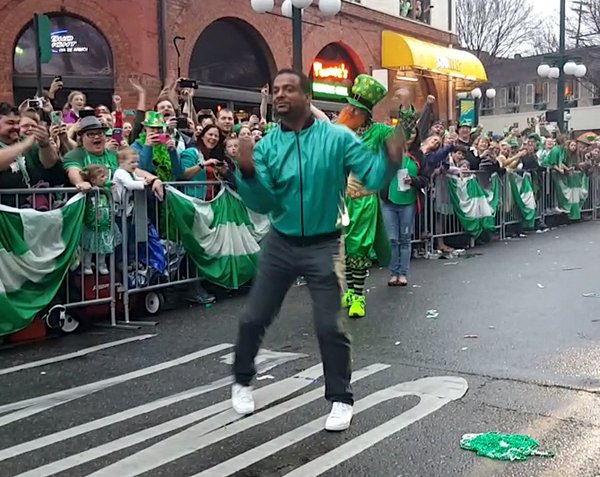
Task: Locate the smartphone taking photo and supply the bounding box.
[50,111,62,126]
[112,128,123,144]
[178,78,198,89]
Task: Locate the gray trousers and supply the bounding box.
[233,229,353,404]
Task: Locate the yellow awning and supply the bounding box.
[382,31,487,82]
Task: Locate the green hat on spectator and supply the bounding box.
[347,74,388,114]
[142,111,166,128]
[232,123,242,135]
[507,138,520,149]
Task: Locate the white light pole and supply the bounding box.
[250,0,342,72]
[537,59,586,131]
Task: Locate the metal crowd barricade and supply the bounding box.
[0,187,118,332]
[117,180,223,325]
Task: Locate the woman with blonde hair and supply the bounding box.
[63,90,87,124]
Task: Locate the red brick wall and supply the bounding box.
[0,0,457,117]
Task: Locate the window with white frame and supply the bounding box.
[507,85,520,105]
[525,84,534,105]
[498,87,507,107]
[565,78,580,101]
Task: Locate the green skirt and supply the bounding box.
[344,194,391,267]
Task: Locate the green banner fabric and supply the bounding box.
[446,173,500,239]
[166,186,269,289]
[0,194,85,336]
[508,171,537,229]
[552,171,589,220]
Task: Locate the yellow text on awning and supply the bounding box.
[382,31,487,82]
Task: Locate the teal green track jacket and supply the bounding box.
[236,118,393,237]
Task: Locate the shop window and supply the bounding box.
[525,84,534,105]
[507,85,520,105]
[13,15,113,106]
[498,88,507,108]
[189,19,274,90]
[481,94,495,113]
[564,78,580,101]
[310,43,360,104]
[14,16,112,76]
[534,82,550,106]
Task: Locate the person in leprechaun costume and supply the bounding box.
[337,74,394,318]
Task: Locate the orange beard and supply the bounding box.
[337,106,367,132]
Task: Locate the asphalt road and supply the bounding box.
[2,222,600,477]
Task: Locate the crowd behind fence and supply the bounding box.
[2,169,599,334]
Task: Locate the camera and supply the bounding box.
[26,98,43,110]
[178,78,198,89]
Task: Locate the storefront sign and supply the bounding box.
[312,61,349,80]
[51,29,89,54]
[436,56,462,72]
[458,98,477,127]
[312,82,349,98]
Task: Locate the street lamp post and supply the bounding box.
[557,0,567,133]
[292,6,303,71]
[250,0,342,73]
[537,0,586,132]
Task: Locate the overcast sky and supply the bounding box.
[532,0,565,21]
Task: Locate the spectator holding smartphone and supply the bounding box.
[131,111,183,182]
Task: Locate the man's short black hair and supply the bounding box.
[0,102,19,117]
[275,69,312,95]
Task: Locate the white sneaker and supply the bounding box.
[98,265,109,275]
[231,384,255,415]
[83,267,93,276]
[325,402,353,431]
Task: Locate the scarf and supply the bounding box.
[139,132,171,182]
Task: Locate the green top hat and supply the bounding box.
[142,111,167,128]
[347,74,388,114]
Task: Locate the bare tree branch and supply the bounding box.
[457,0,538,62]
[531,20,561,55]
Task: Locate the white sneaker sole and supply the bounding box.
[232,403,255,415]
[325,418,352,432]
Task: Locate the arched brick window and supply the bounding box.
[13,15,114,107]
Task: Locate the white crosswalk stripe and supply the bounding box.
[0,343,468,477]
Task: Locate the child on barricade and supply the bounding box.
[113,147,150,268]
[81,164,122,275]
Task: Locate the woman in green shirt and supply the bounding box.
[381,151,428,286]
[63,116,164,198]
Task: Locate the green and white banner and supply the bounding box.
[553,171,589,220]
[0,194,85,337]
[446,173,501,239]
[166,186,269,289]
[508,171,537,229]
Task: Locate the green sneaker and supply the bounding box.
[348,295,366,318]
[342,290,356,309]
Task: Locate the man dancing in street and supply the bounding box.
[231,69,405,431]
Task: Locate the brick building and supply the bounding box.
[2,0,485,122]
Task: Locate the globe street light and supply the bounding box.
[471,87,482,99]
[534,0,588,131]
[250,0,342,72]
[563,61,577,76]
[537,64,551,78]
[486,88,497,99]
[251,0,275,13]
[575,64,587,78]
